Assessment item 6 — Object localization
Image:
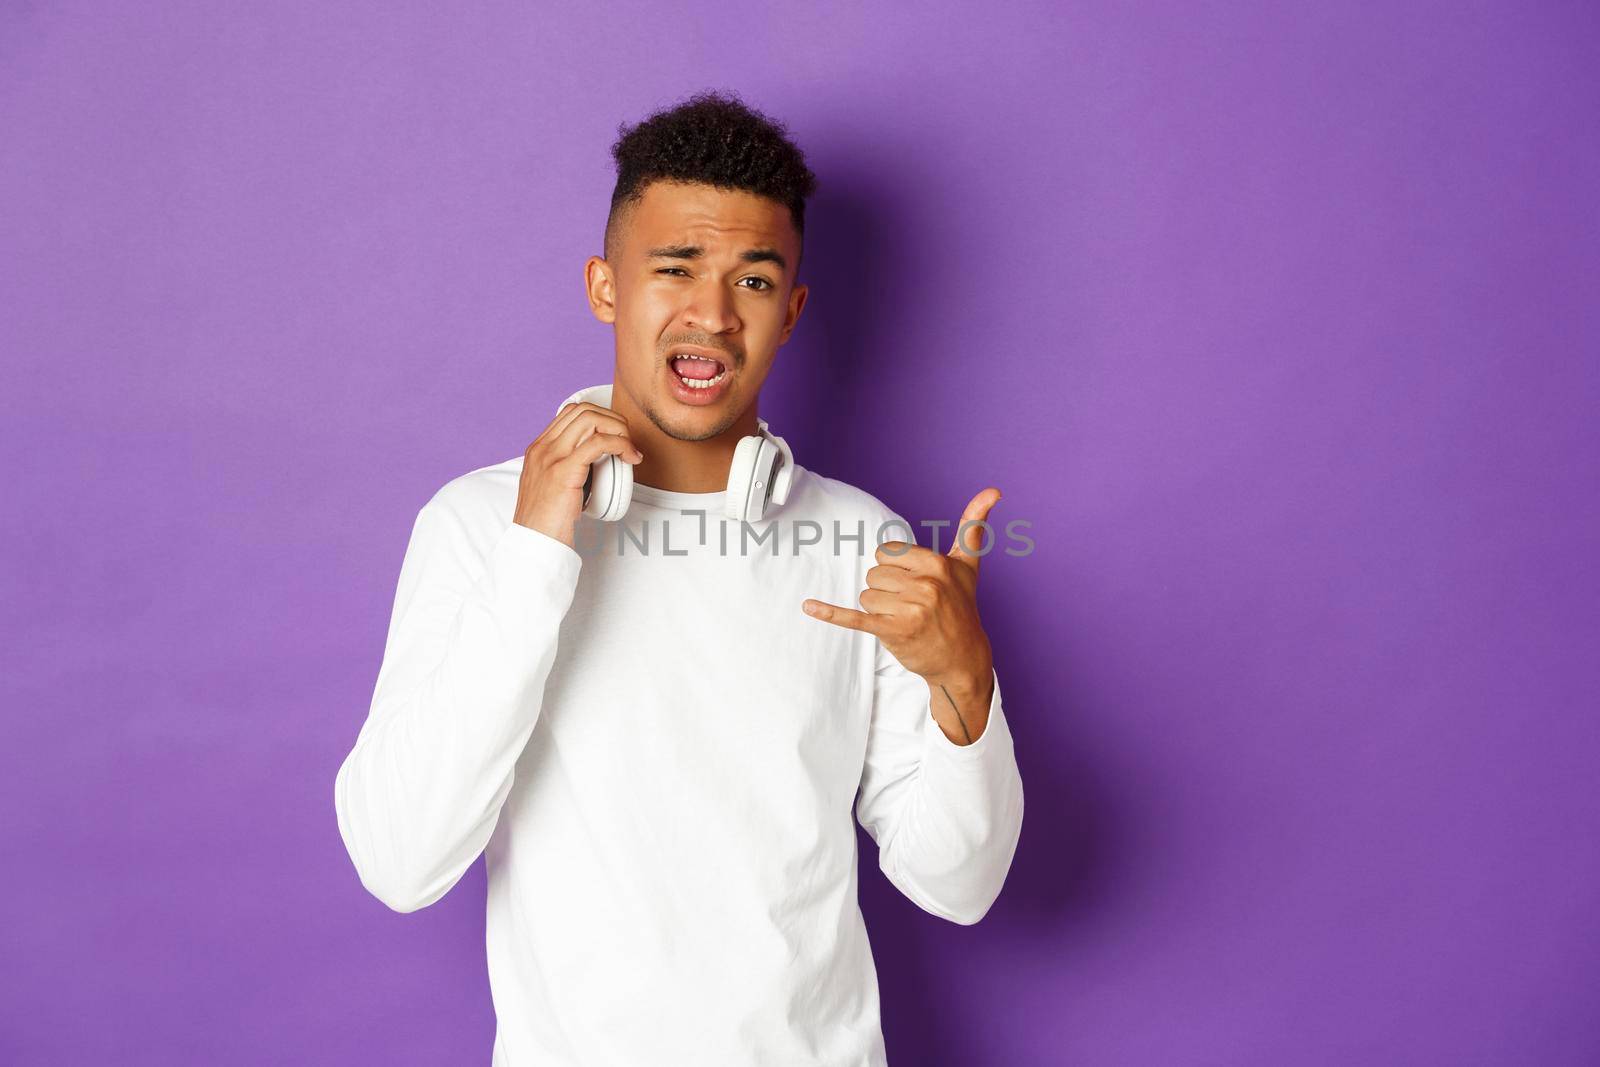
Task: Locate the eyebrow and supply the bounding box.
[645,244,788,272]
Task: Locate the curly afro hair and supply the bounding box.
[604,90,818,263]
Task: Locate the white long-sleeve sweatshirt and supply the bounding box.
[334,454,1025,1066]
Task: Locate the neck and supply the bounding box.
[607,383,761,494]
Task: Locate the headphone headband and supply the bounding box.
[558,383,612,410]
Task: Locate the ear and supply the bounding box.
[778,281,808,345]
[584,255,616,324]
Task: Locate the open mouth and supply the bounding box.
[668,351,729,390]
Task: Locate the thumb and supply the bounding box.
[949,486,1001,576]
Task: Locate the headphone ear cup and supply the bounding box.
[726,435,779,522]
[583,453,633,522]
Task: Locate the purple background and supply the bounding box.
[3,2,1597,1064]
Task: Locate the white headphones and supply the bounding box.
[556,383,796,523]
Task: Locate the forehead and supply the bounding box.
[623,180,797,257]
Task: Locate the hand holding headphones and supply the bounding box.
[511,393,646,549]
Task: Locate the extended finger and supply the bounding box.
[801,599,886,633]
[949,487,1002,575]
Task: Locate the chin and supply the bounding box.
[667,400,742,442]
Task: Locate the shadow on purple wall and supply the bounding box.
[785,153,1127,1065]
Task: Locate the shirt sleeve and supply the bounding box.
[334,502,582,913]
[853,626,1026,926]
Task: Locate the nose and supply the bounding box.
[682,276,741,335]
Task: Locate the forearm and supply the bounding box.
[335,520,579,912]
[879,669,1024,924]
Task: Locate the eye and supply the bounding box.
[740,277,774,291]
[656,267,689,277]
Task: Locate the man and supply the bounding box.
[334,90,1024,1066]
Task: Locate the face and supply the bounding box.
[584,180,808,441]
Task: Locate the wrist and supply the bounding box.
[927,671,983,696]
[924,670,995,747]
[926,666,994,711]
[925,656,993,698]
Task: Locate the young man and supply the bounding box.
[334,91,1024,1066]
